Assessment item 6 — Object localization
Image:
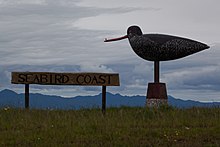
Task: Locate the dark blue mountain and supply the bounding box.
[0,89,24,108]
[0,89,219,109]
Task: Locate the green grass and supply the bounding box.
[0,106,220,146]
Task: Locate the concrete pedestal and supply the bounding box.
[146,83,168,107]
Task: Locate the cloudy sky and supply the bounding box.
[0,0,220,101]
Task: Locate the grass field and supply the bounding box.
[0,106,219,146]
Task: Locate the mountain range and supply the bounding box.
[0,89,219,109]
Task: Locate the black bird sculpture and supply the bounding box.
[104,25,210,106]
[104,25,209,61]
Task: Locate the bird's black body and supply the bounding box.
[105,25,210,61]
[128,33,209,61]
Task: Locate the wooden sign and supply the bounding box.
[11,72,120,86]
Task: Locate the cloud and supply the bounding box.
[79,64,114,73]
[0,0,142,66]
[0,0,220,101]
[0,0,46,5]
[76,0,220,44]
[162,65,220,90]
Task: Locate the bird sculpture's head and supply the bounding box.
[127,26,143,37]
[104,25,142,42]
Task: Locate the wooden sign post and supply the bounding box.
[11,72,120,113]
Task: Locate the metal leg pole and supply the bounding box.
[154,61,160,83]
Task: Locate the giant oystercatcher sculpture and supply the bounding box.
[104,25,210,106]
[104,25,209,61]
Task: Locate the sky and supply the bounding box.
[0,0,220,102]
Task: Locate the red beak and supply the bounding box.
[104,35,128,42]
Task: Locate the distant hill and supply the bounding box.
[0,89,219,109]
